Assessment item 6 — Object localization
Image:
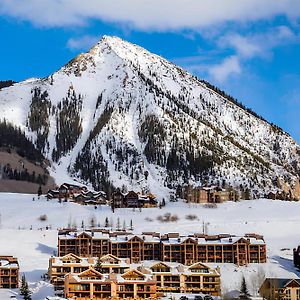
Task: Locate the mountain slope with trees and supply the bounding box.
[0,36,299,198]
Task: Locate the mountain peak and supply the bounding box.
[1,36,299,199]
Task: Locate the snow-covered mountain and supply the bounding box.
[1,35,300,198]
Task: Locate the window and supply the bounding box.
[286,289,291,300]
[297,289,300,300]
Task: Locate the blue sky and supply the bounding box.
[1,0,300,142]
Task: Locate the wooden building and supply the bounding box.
[64,267,157,300]
[125,191,139,208]
[48,253,130,292]
[260,278,300,300]
[58,230,266,266]
[73,191,107,206]
[111,191,126,208]
[144,261,220,296]
[60,255,220,299]
[184,186,209,203]
[0,256,19,289]
[183,185,236,204]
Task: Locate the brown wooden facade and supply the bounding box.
[58,231,266,266]
[62,257,221,299]
[64,267,157,300]
[0,256,19,289]
[260,278,300,300]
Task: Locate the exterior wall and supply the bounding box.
[48,257,92,290]
[0,257,19,289]
[64,276,157,299]
[185,187,208,203]
[260,279,300,300]
[58,233,266,266]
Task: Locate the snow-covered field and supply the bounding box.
[1,193,300,299]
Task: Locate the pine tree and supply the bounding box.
[129,219,133,231]
[20,274,32,300]
[94,255,102,272]
[240,276,251,299]
[122,220,126,231]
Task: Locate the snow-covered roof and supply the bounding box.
[0,256,19,268]
[58,230,265,245]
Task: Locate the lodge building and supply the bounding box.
[49,253,130,292]
[64,267,157,299]
[0,256,19,289]
[57,230,266,266]
[260,278,300,300]
[49,253,221,298]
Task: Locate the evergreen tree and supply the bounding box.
[129,219,133,231]
[240,276,251,299]
[94,255,102,272]
[20,274,32,300]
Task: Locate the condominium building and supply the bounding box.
[64,267,157,299]
[62,255,221,299]
[260,278,300,300]
[0,256,19,289]
[139,261,221,296]
[57,230,266,266]
[48,253,129,292]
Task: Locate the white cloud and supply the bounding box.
[67,35,100,50]
[0,0,300,30]
[208,55,241,82]
[219,34,262,58]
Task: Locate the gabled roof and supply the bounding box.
[150,262,171,271]
[78,267,103,279]
[100,254,121,263]
[262,278,300,289]
[61,253,82,262]
[128,235,144,242]
[181,237,197,244]
[121,269,146,280]
[233,237,249,244]
[188,262,210,271]
[77,232,92,239]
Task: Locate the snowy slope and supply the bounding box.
[0,36,299,198]
[1,193,300,298]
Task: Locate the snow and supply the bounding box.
[0,192,300,298]
[0,35,299,198]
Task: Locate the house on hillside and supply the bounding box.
[58,183,86,199]
[111,190,126,208]
[73,191,107,205]
[260,278,300,300]
[138,194,157,207]
[182,185,237,204]
[125,191,139,207]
